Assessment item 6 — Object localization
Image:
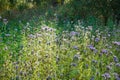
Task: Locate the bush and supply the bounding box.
[17,3,28,12]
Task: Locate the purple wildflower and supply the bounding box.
[113,41,120,46]
[113,56,119,63]
[116,77,120,80]
[95,38,100,42]
[116,63,120,67]
[94,49,98,54]
[88,45,96,51]
[70,31,78,36]
[73,46,79,50]
[113,73,119,78]
[102,73,111,79]
[99,53,103,57]
[92,60,97,64]
[15,65,19,70]
[90,76,95,80]
[101,49,108,53]
[113,73,120,80]
[85,64,88,68]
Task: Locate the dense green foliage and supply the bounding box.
[0,0,120,25]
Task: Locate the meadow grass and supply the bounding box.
[0,16,120,80]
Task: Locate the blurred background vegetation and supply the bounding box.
[0,0,120,26]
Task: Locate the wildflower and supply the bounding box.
[4,46,8,50]
[98,33,101,36]
[88,26,92,31]
[95,38,100,42]
[90,76,95,80]
[28,34,36,39]
[94,49,98,54]
[16,76,20,80]
[92,60,97,64]
[102,73,111,79]
[15,65,19,70]
[96,30,99,33]
[116,63,120,67]
[116,77,120,80]
[106,65,112,70]
[116,48,120,51]
[45,54,49,58]
[26,22,30,26]
[108,46,112,49]
[73,46,79,50]
[72,78,76,80]
[47,42,50,45]
[85,64,88,68]
[96,72,100,76]
[73,54,80,61]
[113,73,120,80]
[108,34,111,37]
[46,76,52,80]
[70,31,78,36]
[113,41,120,46]
[36,33,42,37]
[113,56,119,63]
[60,73,63,77]
[48,28,55,32]
[70,63,77,67]
[109,62,114,66]
[41,26,49,31]
[88,45,96,51]
[56,56,60,64]
[113,73,119,78]
[3,18,8,24]
[101,49,108,53]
